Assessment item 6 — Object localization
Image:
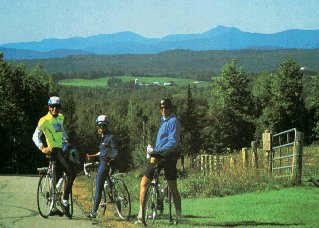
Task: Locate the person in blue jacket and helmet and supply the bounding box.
[136,98,183,224]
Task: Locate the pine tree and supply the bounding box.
[180,85,202,166]
[255,58,305,135]
[208,59,255,152]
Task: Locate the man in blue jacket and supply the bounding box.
[137,98,182,224]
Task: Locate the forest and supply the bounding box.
[10,48,319,78]
[1,51,319,174]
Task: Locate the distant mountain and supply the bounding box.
[0,47,91,59]
[1,25,319,59]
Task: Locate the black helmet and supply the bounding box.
[160,98,173,108]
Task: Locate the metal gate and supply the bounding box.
[270,128,303,183]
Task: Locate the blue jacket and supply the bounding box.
[98,130,118,160]
[152,114,181,159]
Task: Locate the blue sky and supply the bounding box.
[1,0,319,44]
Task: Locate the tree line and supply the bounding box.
[1,52,319,174]
[11,48,319,76]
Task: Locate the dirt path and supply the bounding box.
[72,176,137,227]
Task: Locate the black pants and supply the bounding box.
[51,148,76,200]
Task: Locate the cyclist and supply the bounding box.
[32,96,75,218]
[86,115,118,218]
[137,98,183,224]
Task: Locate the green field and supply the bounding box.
[74,176,319,227]
[58,76,210,87]
[128,187,319,227]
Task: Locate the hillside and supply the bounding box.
[9,48,319,75]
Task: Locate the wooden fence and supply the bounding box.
[195,129,304,184]
[195,141,267,175]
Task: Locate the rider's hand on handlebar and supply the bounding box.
[86,154,92,162]
[147,144,153,154]
[41,147,52,155]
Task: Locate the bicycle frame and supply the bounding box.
[83,160,131,219]
[142,164,173,226]
[37,159,73,218]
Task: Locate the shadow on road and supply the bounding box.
[1,204,38,219]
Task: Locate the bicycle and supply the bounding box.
[142,163,173,226]
[83,159,131,220]
[37,159,73,218]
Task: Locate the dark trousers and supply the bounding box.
[93,159,112,212]
[52,148,76,200]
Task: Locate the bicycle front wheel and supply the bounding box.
[112,178,131,220]
[37,174,52,218]
[91,177,106,215]
[142,183,158,226]
[60,176,74,218]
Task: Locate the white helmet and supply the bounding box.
[48,96,61,106]
[96,115,110,125]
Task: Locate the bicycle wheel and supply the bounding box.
[142,183,158,226]
[37,174,52,218]
[59,176,74,218]
[91,177,106,215]
[112,178,131,220]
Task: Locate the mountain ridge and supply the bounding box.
[1,25,319,59]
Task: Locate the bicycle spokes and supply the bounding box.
[37,174,52,218]
[113,179,131,220]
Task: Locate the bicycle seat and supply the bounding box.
[37,167,49,173]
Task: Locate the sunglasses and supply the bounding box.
[50,105,61,109]
[98,124,108,128]
[160,106,169,110]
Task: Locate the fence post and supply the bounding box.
[205,155,209,174]
[200,155,205,173]
[292,132,304,184]
[251,141,259,168]
[208,155,213,175]
[230,156,235,168]
[263,130,272,175]
[241,148,248,168]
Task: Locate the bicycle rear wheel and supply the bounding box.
[112,178,131,220]
[37,174,52,218]
[142,183,158,226]
[91,177,106,215]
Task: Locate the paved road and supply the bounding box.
[0,175,100,228]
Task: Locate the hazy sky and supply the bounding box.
[1,0,319,44]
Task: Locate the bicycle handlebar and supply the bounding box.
[83,161,100,177]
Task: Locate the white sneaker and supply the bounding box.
[62,199,69,206]
[134,213,143,224]
[134,217,143,224]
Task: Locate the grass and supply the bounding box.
[72,145,319,227]
[58,76,210,87]
[73,182,319,227]
[177,187,319,227]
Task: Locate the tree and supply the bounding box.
[254,58,305,136]
[179,85,202,166]
[305,72,319,142]
[0,54,55,173]
[60,89,78,144]
[207,59,255,152]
